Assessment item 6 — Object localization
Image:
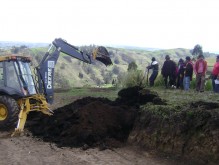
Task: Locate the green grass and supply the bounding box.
[54,86,219,108]
[206,57,216,67]
[56,87,120,101]
[152,87,219,106]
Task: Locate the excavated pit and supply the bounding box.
[26,87,219,164]
[27,86,161,149]
[128,101,219,164]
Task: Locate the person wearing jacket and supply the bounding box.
[147,57,159,86]
[176,58,185,89]
[183,56,193,91]
[211,55,219,93]
[194,54,208,92]
[161,55,177,88]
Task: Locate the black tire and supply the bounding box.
[0,95,19,130]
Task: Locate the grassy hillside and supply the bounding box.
[0,45,217,88]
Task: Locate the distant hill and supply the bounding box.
[0,41,49,48]
[107,45,160,51]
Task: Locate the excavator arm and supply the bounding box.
[36,38,112,104]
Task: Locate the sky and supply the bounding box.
[1,0,219,52]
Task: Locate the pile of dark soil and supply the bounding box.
[27,86,161,149]
[128,101,219,164]
[115,86,166,106]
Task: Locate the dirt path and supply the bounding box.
[0,131,183,165]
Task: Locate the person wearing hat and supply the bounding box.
[161,55,177,88]
[146,57,159,86]
[211,55,219,93]
[194,54,208,92]
[176,58,185,89]
[183,56,193,91]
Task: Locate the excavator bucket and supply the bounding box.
[93,46,112,66]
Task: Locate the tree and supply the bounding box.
[78,72,83,79]
[11,46,19,54]
[114,57,120,64]
[112,65,120,75]
[127,61,137,71]
[103,72,113,84]
[192,44,203,59]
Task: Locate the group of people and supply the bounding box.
[146,54,219,93]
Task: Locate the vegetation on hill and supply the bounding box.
[0,43,217,89]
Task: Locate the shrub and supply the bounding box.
[103,72,113,84]
[118,70,147,88]
[190,77,212,91]
[114,57,120,64]
[63,56,72,63]
[205,79,212,91]
[112,65,120,75]
[127,61,137,71]
[78,72,83,79]
[54,72,71,89]
[60,63,65,70]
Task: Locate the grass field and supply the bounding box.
[54,86,219,108]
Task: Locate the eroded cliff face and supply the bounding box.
[128,101,219,165]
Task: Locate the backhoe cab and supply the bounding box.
[0,56,36,97]
[0,38,112,135]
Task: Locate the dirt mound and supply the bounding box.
[115,86,166,106]
[27,87,161,149]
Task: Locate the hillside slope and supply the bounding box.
[31,46,194,88]
[0,44,217,88]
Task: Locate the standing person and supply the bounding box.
[176,58,185,89]
[194,54,208,92]
[211,55,219,93]
[183,56,193,91]
[161,55,177,88]
[147,57,159,86]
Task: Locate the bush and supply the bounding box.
[78,72,83,79]
[54,72,71,89]
[190,77,212,91]
[127,61,137,71]
[114,57,120,64]
[205,79,212,91]
[60,63,65,69]
[63,56,72,63]
[118,70,147,88]
[112,65,120,75]
[103,72,113,84]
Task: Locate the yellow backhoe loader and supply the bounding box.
[0,38,112,135]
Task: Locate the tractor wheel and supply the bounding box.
[0,95,19,130]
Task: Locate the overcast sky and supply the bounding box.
[1,0,219,52]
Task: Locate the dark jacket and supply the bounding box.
[184,61,193,80]
[161,60,176,76]
[147,61,159,72]
[177,63,185,77]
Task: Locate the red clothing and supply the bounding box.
[194,59,207,74]
[212,62,219,76]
